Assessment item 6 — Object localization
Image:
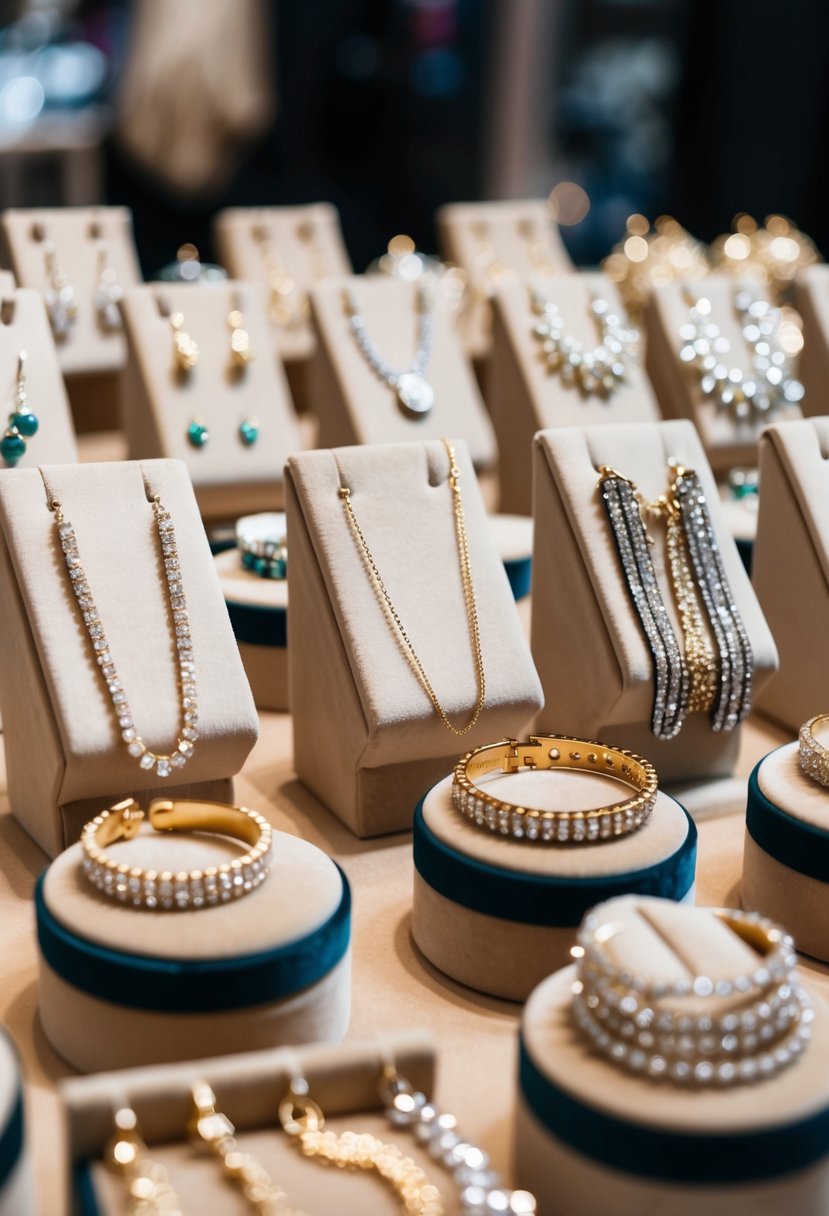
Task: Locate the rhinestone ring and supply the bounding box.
[451,734,658,843]
[799,714,829,789]
[80,797,273,910]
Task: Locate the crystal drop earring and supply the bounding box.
[43,242,78,340]
[93,243,124,333]
[228,299,253,371]
[171,311,199,376]
[0,352,38,467]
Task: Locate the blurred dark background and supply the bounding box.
[0,0,826,274]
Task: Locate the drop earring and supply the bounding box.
[187,417,209,448]
[43,242,78,340]
[171,311,199,376]
[238,416,259,446]
[1,352,38,467]
[93,244,123,333]
[228,300,253,371]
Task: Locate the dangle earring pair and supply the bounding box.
[39,220,124,338]
[1,351,38,467]
[182,299,258,449]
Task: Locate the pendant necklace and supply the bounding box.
[344,284,435,418]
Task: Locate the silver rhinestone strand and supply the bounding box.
[345,283,434,388]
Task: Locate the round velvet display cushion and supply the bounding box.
[515,896,829,1215]
[0,1030,33,1216]
[36,827,350,1073]
[214,548,288,711]
[412,770,696,1001]
[487,512,533,600]
[743,740,829,962]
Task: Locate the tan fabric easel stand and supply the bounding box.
[412,773,694,1001]
[753,417,829,731]
[38,829,350,1073]
[645,275,802,474]
[1,207,142,433]
[742,740,829,962]
[436,199,573,360]
[530,421,777,805]
[0,459,258,857]
[489,272,661,515]
[307,277,497,476]
[214,548,288,711]
[121,281,301,522]
[0,1032,33,1216]
[286,439,543,837]
[794,265,829,414]
[516,896,829,1215]
[60,1033,435,1216]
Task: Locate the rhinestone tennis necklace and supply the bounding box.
[344,284,435,418]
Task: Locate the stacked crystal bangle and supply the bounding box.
[678,290,804,423]
[451,735,658,844]
[236,512,287,580]
[531,291,639,397]
[80,797,273,909]
[380,1066,536,1215]
[799,714,829,788]
[53,493,198,778]
[571,906,813,1088]
[344,283,435,418]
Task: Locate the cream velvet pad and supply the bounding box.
[412,773,693,1002]
[0,1031,31,1216]
[516,898,829,1214]
[743,741,829,962]
[214,548,288,712]
[37,827,350,1072]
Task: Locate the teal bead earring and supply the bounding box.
[187,417,209,448]
[1,351,39,467]
[239,416,259,446]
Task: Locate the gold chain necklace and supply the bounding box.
[338,439,486,736]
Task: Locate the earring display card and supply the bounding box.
[753,417,829,730]
[308,277,497,474]
[214,203,352,363]
[287,439,543,837]
[437,199,573,359]
[489,271,661,515]
[0,459,258,857]
[793,265,829,416]
[531,420,777,787]
[1,206,142,376]
[121,281,302,521]
[0,287,78,468]
[646,275,803,474]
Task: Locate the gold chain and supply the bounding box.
[105,1108,184,1216]
[338,439,486,735]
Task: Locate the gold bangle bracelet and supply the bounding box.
[80,797,273,910]
[451,735,658,844]
[799,714,829,789]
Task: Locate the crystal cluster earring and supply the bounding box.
[43,241,79,340]
[171,311,199,375]
[1,352,38,467]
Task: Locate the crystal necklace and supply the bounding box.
[49,486,198,778]
[678,288,804,422]
[531,291,639,396]
[344,284,435,418]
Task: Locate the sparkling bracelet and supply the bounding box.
[80,797,273,910]
[451,735,658,843]
[571,906,813,1087]
[799,714,829,788]
[236,511,287,580]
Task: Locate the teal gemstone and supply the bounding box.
[187,420,209,448]
[0,431,26,466]
[11,410,38,438]
[239,419,259,446]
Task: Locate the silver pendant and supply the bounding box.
[396,371,434,418]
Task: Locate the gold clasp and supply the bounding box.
[103,798,144,844]
[596,464,635,491]
[279,1079,325,1137]
[503,738,541,773]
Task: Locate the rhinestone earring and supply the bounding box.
[171,311,199,376]
[187,417,209,448]
[43,242,78,340]
[228,302,253,371]
[1,352,38,467]
[93,245,123,333]
[238,416,259,446]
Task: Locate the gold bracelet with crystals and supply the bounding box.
[799,714,829,789]
[451,735,658,843]
[80,797,273,910]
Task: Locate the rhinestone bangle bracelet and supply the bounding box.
[451,735,658,843]
[80,797,273,910]
[799,714,829,788]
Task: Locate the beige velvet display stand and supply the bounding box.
[489,272,661,515]
[0,1032,33,1216]
[753,417,829,730]
[121,281,301,522]
[0,459,258,857]
[214,547,288,712]
[646,276,803,474]
[437,199,573,359]
[286,439,543,837]
[743,740,829,962]
[516,896,829,1215]
[531,421,777,804]
[307,277,497,474]
[412,771,694,1001]
[0,287,78,466]
[794,265,829,414]
[1,207,142,433]
[37,828,350,1073]
[61,1034,434,1216]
